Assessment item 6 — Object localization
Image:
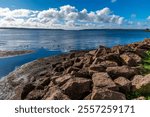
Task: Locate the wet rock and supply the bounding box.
[92,72,118,91]
[106,66,138,79]
[60,78,92,99]
[91,88,126,100]
[120,52,142,66]
[114,77,131,93]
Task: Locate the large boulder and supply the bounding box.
[114,77,131,93]
[45,86,70,100]
[60,78,92,99]
[120,52,142,66]
[106,66,138,79]
[91,88,126,100]
[92,72,118,91]
[132,74,150,95]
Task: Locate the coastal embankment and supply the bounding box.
[1,39,150,100]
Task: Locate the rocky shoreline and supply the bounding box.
[0,50,33,57]
[1,39,150,100]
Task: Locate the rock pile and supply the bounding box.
[1,39,150,100]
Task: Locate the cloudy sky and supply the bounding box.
[0,0,150,29]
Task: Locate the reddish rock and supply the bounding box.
[91,88,126,100]
[92,72,118,91]
[99,61,118,68]
[89,64,106,73]
[106,66,138,79]
[45,86,70,100]
[60,78,92,99]
[114,77,131,93]
[131,74,150,94]
[120,52,142,66]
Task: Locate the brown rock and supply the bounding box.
[52,74,72,86]
[89,64,106,73]
[120,52,142,66]
[104,53,124,65]
[84,93,92,100]
[21,83,35,99]
[60,78,92,99]
[66,66,80,74]
[44,85,70,100]
[92,72,118,91]
[99,61,118,67]
[91,88,126,100]
[114,77,131,93]
[132,74,150,94]
[26,89,45,100]
[62,60,74,69]
[133,96,145,100]
[73,61,84,68]
[106,66,138,79]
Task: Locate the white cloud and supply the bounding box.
[147,16,150,20]
[0,5,124,29]
[111,0,117,3]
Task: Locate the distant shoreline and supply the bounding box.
[0,50,34,58]
[0,27,145,31]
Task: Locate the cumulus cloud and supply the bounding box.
[0,5,124,29]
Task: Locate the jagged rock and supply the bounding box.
[73,61,84,68]
[104,53,124,65]
[62,60,74,69]
[92,72,118,91]
[71,70,91,79]
[120,52,142,66]
[92,57,104,64]
[91,88,126,100]
[66,66,80,73]
[99,61,118,67]
[45,86,70,100]
[114,77,131,93]
[89,64,106,73]
[40,77,51,86]
[26,89,45,100]
[89,50,96,56]
[106,66,138,79]
[52,74,72,86]
[94,46,111,57]
[60,78,92,99]
[131,74,150,94]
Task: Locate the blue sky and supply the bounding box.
[0,0,150,29]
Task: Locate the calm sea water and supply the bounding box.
[0,29,150,78]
